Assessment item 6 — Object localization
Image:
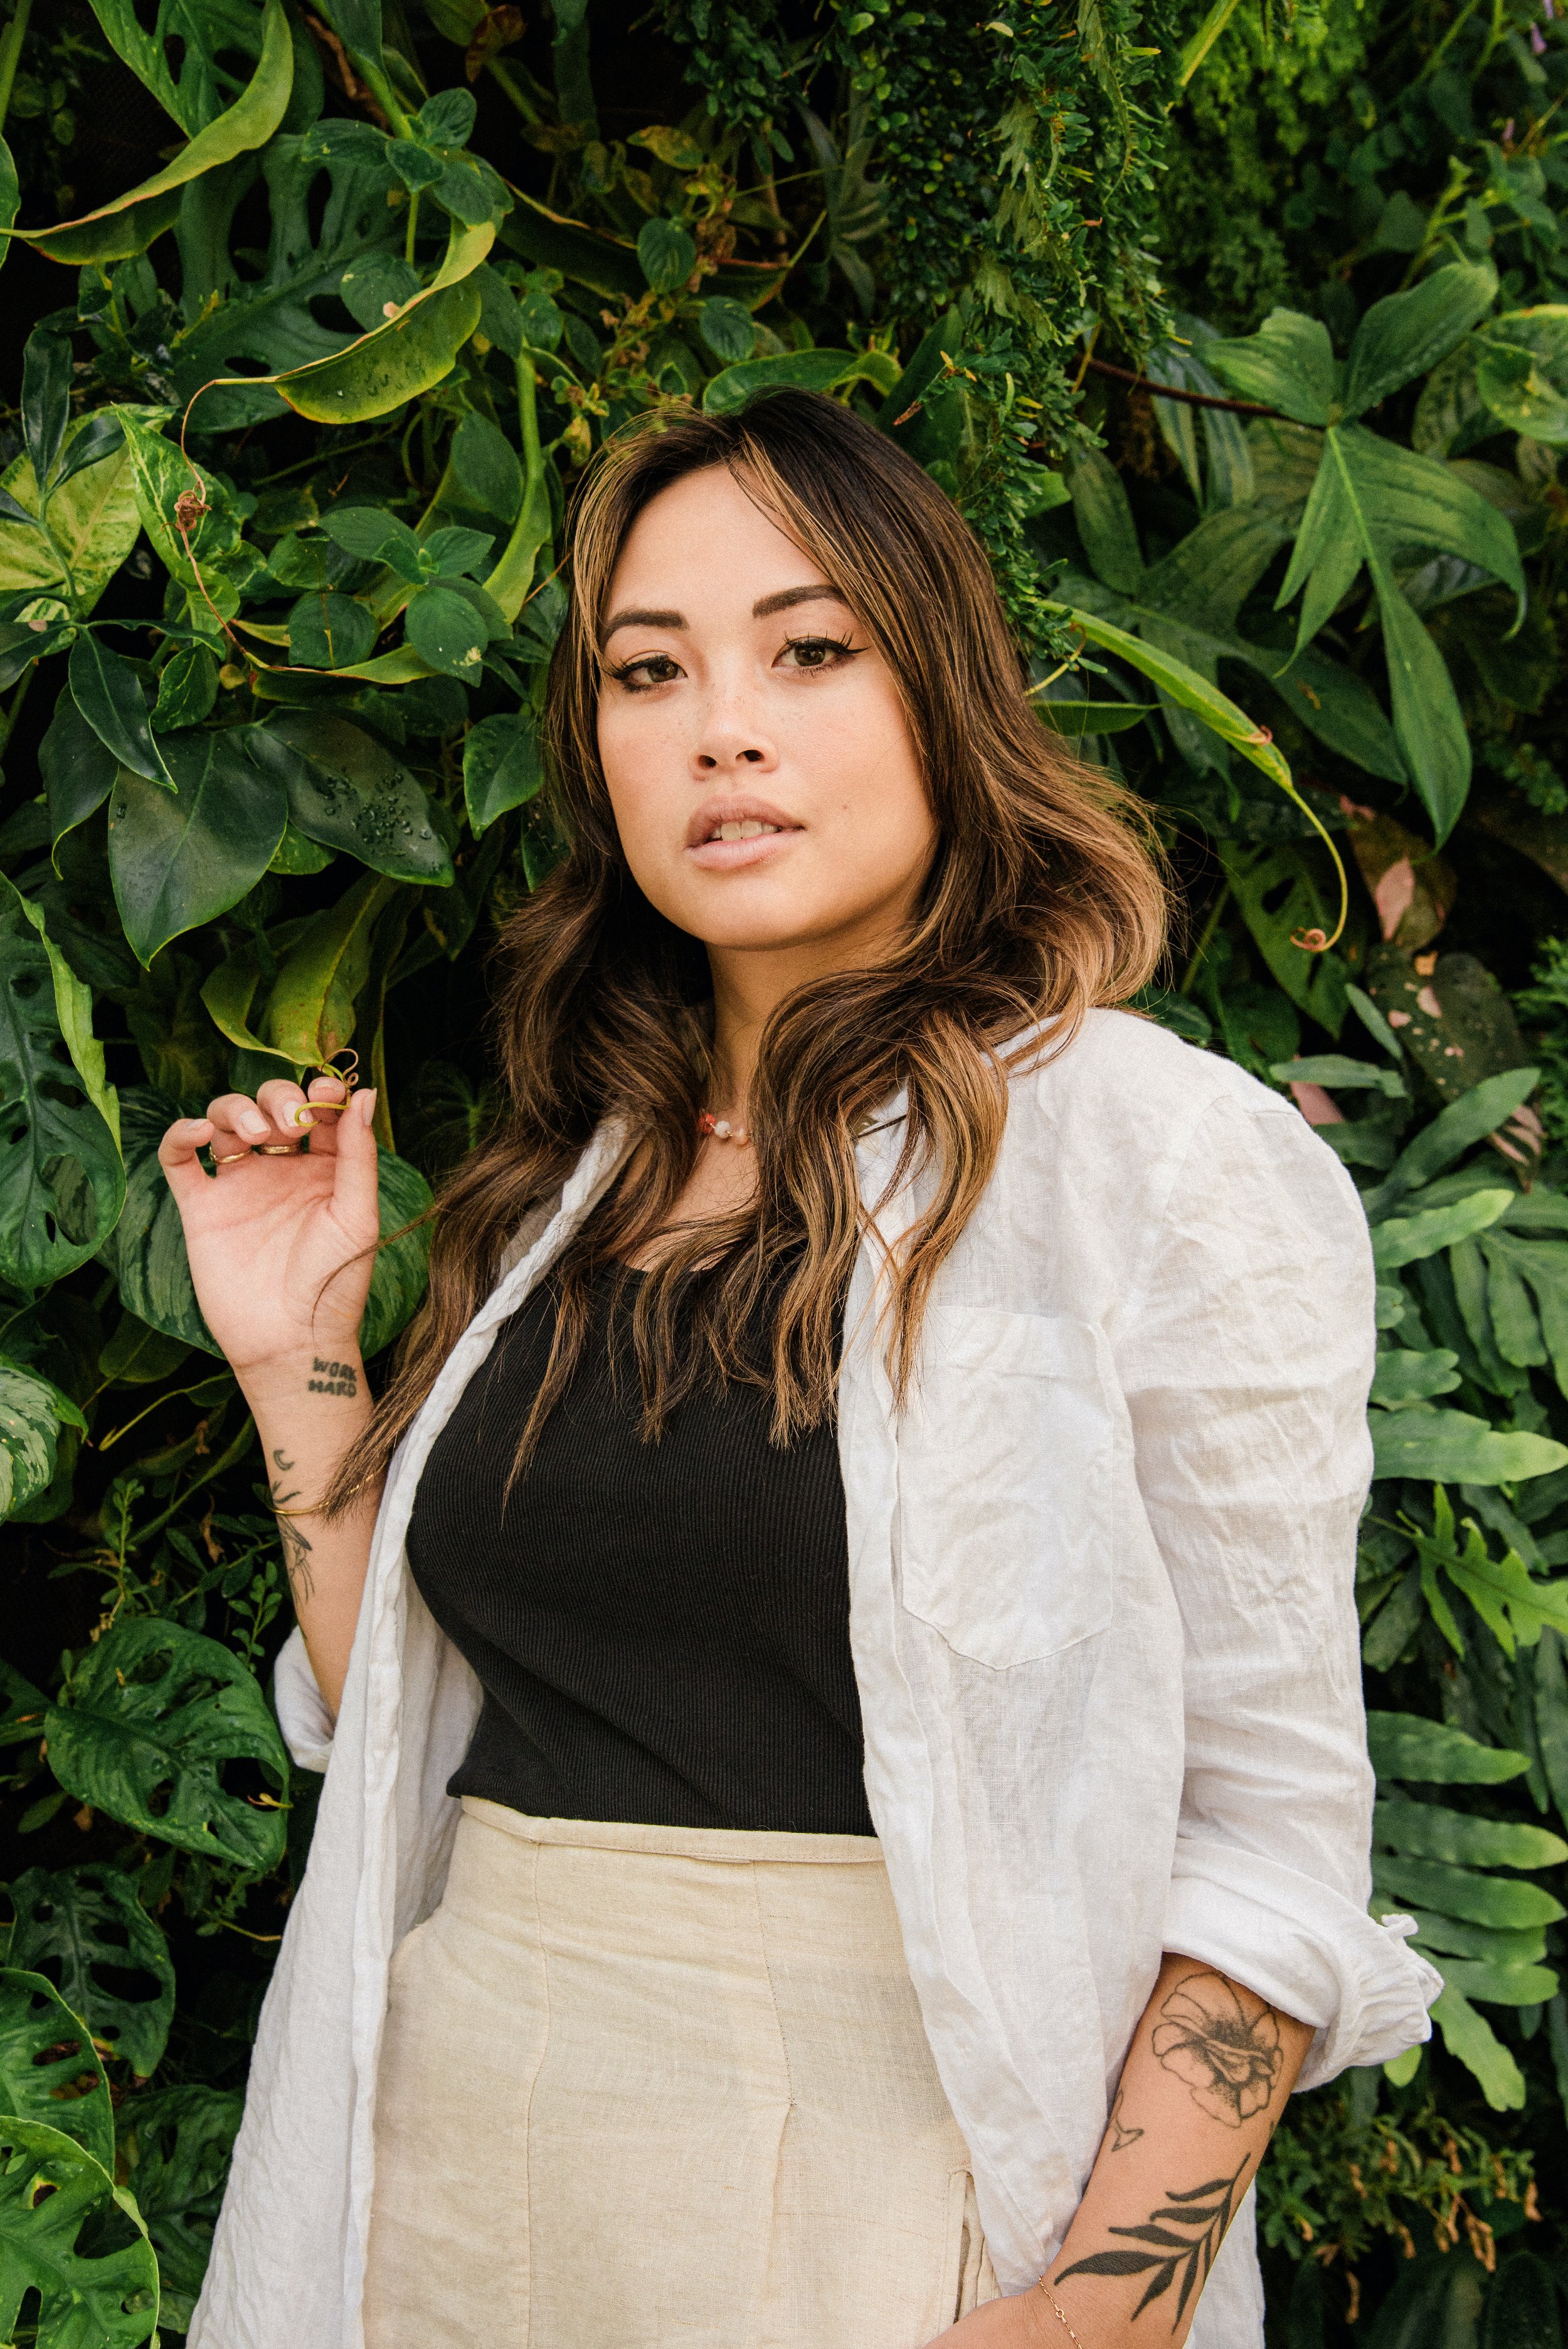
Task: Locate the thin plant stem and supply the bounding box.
[0,0,34,135]
[1179,882,1231,996]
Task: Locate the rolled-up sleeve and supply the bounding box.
[273,1625,336,1774]
[1116,1084,1440,2086]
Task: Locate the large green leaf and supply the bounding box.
[1429,1983,1525,2110]
[110,410,251,602]
[108,729,287,967]
[0,2114,159,2349]
[1475,307,1568,443]
[1372,1853,1565,1929]
[0,876,125,1293]
[1365,1712,1530,1783]
[1369,1068,1541,1210]
[702,349,873,415]
[116,2086,243,2331]
[0,1968,113,2168]
[0,1360,86,1520]
[0,416,145,615]
[1371,1190,1513,1270]
[83,0,268,133]
[1370,1406,1568,1485]
[246,714,453,883]
[1219,840,1350,1036]
[1051,605,1297,796]
[68,638,172,791]
[359,1148,435,1359]
[1064,446,1145,594]
[464,709,543,835]
[1340,263,1500,421]
[3,1867,175,2081]
[1204,308,1338,425]
[19,0,291,263]
[258,871,398,1065]
[45,1616,289,1873]
[1374,1795,1568,1870]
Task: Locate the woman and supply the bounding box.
[166,390,1437,2349]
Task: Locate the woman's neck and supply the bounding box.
[704,910,916,1118]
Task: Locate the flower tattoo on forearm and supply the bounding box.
[1150,1970,1283,2128]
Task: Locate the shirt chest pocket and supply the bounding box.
[895,1308,1115,1668]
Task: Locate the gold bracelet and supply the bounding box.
[1037,2281,1087,2349]
[272,1501,324,1518]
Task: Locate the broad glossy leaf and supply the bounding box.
[405,579,489,676]
[0,876,125,1292]
[450,416,524,530]
[322,507,421,571]
[702,349,863,415]
[68,637,172,790]
[1053,606,1295,796]
[0,1968,113,2166]
[1064,447,1143,594]
[1035,699,1154,738]
[1365,1711,1530,1783]
[83,0,270,132]
[1341,263,1499,420]
[53,414,126,492]
[268,223,494,425]
[1475,308,1568,443]
[1204,308,1338,426]
[1392,1909,1545,1963]
[0,2114,159,2348]
[116,2086,243,2330]
[1429,1954,1559,2005]
[152,642,220,733]
[20,0,291,260]
[10,883,122,1146]
[0,415,145,616]
[1368,1348,1461,1404]
[98,1312,192,1385]
[0,134,16,279]
[23,334,72,492]
[111,409,247,597]
[1370,1404,1568,1483]
[262,871,398,1064]
[45,1615,289,1871]
[1375,1795,1568,1870]
[4,1860,176,2086]
[700,297,756,364]
[0,1359,86,1519]
[1372,1853,1565,1929]
[1373,1068,1541,1204]
[637,215,696,293]
[1429,1983,1524,2109]
[464,708,542,834]
[424,525,494,579]
[246,713,453,882]
[287,590,378,669]
[360,1148,435,1359]
[108,729,287,967]
[1371,1189,1513,1268]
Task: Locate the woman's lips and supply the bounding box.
[686,825,800,871]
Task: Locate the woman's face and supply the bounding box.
[595,465,937,965]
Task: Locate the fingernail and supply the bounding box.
[359,1089,378,1125]
[241,1112,269,1138]
[290,1104,315,1129]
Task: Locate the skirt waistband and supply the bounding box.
[460,1795,886,1867]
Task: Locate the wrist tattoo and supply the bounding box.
[1150,1970,1283,2128]
[1058,2156,1249,2328]
[269,1448,315,1604]
[307,1355,358,1399]
[1108,2084,1143,2153]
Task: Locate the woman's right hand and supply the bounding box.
[157,1074,381,1382]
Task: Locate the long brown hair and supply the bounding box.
[331,389,1165,1504]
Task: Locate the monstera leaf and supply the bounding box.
[0,1360,87,1519]
[44,1617,290,1873]
[0,875,125,1293]
[0,2114,159,2349]
[4,1866,176,2080]
[115,2086,244,2330]
[0,1968,114,2167]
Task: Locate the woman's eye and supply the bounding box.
[778,635,857,672]
[617,654,683,689]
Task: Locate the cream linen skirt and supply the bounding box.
[363,1797,999,2349]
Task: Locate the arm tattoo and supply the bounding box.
[307,1355,358,1398]
[268,1447,315,1606]
[1149,1970,1283,2128]
[1108,2084,1143,2153]
[1058,2156,1249,2328]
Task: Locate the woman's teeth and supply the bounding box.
[709,820,781,842]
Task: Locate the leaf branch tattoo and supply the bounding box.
[1108,2084,1143,2153]
[1150,1970,1282,2128]
[269,1447,315,1606]
[1058,2156,1249,2328]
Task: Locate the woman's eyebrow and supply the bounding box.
[753,584,850,618]
[601,606,684,645]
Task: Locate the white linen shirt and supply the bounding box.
[190,1009,1440,2349]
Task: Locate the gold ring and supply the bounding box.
[254,1142,301,1156]
[212,1149,250,1165]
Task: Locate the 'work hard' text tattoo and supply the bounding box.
[1058,2156,1249,2328]
[1150,1970,1283,2128]
[268,1447,315,1604]
[308,1356,358,1398]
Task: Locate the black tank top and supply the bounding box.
[405,1266,875,1835]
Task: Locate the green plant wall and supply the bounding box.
[4,0,1568,2340]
